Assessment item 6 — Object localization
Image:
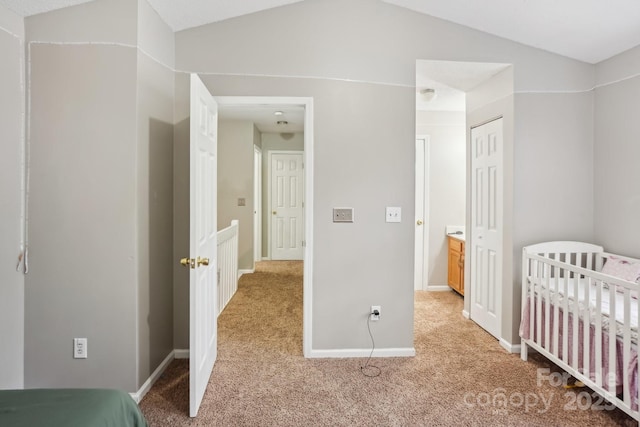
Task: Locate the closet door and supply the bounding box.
[470,118,503,339]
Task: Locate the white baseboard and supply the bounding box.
[238,269,254,278]
[499,338,521,354]
[424,285,451,292]
[130,350,174,403]
[462,310,470,319]
[174,349,189,359]
[307,347,416,358]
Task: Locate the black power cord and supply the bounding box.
[360,312,381,377]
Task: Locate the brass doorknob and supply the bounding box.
[180,257,195,269]
[197,257,210,267]
[272,211,277,215]
[417,220,423,225]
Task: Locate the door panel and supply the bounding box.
[270,152,304,260]
[189,74,218,417]
[470,118,503,339]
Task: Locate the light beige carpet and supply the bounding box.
[140,261,635,426]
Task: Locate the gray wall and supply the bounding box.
[24,0,175,391]
[218,120,256,270]
[174,0,595,350]
[594,45,640,258]
[0,5,25,389]
[173,72,190,350]
[26,41,139,390]
[416,111,466,287]
[261,132,304,258]
[135,0,175,388]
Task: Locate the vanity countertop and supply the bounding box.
[447,232,465,242]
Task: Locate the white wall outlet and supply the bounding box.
[386,207,401,223]
[73,338,87,359]
[370,305,381,321]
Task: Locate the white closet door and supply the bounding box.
[470,118,503,339]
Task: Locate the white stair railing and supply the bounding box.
[217,220,239,315]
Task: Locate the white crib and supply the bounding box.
[520,241,640,421]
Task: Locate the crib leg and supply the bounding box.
[520,341,528,361]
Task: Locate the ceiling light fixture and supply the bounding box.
[420,88,437,102]
[277,120,288,125]
[274,111,284,116]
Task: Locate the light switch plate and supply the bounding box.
[386,207,401,223]
[333,208,354,223]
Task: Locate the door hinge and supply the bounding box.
[302,240,306,247]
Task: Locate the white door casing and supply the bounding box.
[269,151,304,260]
[254,146,262,264]
[214,96,313,358]
[470,118,503,339]
[414,136,430,291]
[189,74,218,417]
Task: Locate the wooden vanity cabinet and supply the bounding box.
[447,236,465,295]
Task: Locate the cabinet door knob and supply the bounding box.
[417,219,423,225]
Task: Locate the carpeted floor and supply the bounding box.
[139,261,635,426]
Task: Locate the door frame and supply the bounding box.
[215,96,314,357]
[254,146,262,265]
[267,150,304,260]
[414,135,430,291]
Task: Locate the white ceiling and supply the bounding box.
[416,60,510,111]
[219,105,305,133]
[2,0,640,64]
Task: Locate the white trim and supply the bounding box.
[214,96,314,359]
[28,41,173,73]
[129,350,174,403]
[499,339,521,354]
[238,269,254,277]
[0,24,22,40]
[261,256,271,261]
[414,135,430,291]
[179,70,415,89]
[462,310,470,319]
[174,349,190,359]
[307,347,416,358]
[425,285,452,292]
[253,146,262,266]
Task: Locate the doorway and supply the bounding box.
[216,96,314,357]
[414,60,513,344]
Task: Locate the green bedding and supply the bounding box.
[0,388,148,427]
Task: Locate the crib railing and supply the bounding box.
[217,220,239,316]
[521,242,640,421]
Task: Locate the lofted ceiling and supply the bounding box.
[2,0,640,64]
[3,0,639,116]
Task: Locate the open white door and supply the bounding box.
[188,74,218,417]
[469,118,503,339]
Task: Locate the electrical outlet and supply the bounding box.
[386,207,402,223]
[73,338,87,359]
[370,305,381,321]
